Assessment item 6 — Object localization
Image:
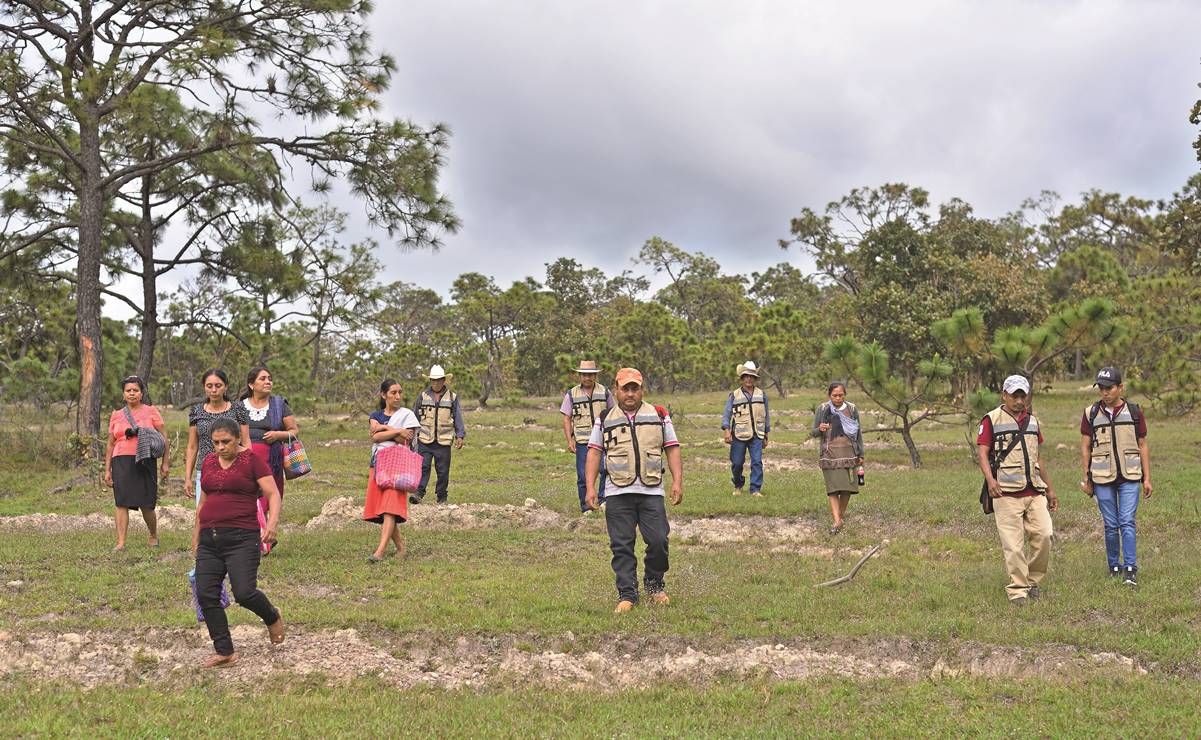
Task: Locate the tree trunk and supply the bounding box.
[134,177,157,385]
[900,416,922,468]
[1073,348,1084,380]
[75,116,105,457]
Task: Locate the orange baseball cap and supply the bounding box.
[615,367,643,387]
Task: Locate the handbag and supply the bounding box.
[282,434,311,479]
[187,568,231,622]
[123,406,166,467]
[374,444,423,491]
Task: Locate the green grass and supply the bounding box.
[2,385,1200,735]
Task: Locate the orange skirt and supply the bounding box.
[362,467,408,524]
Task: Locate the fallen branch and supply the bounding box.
[48,475,93,495]
[814,540,888,588]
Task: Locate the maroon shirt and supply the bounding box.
[199,449,273,529]
[1078,401,1147,437]
[977,412,1045,498]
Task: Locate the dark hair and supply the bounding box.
[121,375,151,406]
[239,365,271,401]
[827,381,847,396]
[210,417,240,440]
[378,378,401,410]
[201,368,231,402]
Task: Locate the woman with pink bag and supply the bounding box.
[363,379,421,562]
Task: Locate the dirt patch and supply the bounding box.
[304,497,564,532]
[0,628,1154,691]
[0,505,195,534]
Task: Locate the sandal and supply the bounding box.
[203,652,239,668]
[267,609,285,645]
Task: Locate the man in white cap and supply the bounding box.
[584,367,683,613]
[410,365,465,504]
[975,374,1058,605]
[560,360,615,513]
[1079,366,1151,585]
[721,361,770,497]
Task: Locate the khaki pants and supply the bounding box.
[993,494,1053,601]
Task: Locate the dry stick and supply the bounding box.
[814,541,888,588]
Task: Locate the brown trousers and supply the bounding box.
[993,494,1052,600]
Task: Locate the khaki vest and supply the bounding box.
[600,402,666,488]
[568,383,609,443]
[730,387,767,441]
[1086,401,1143,484]
[987,406,1047,493]
[417,389,458,446]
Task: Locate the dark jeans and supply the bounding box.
[730,436,764,492]
[416,441,453,502]
[195,527,279,656]
[575,444,606,512]
[604,493,670,603]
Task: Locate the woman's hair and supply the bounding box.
[239,365,271,400]
[202,368,231,401]
[210,417,241,440]
[378,378,401,410]
[827,381,847,396]
[121,375,151,406]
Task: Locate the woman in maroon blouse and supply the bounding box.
[192,418,285,667]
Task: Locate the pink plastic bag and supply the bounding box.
[374,445,423,492]
[256,496,272,555]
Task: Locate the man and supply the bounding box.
[976,374,1058,605]
[410,365,465,504]
[721,360,770,497]
[561,360,615,514]
[1080,367,1152,585]
[584,368,683,613]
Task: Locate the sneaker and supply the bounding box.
[1028,585,1041,600]
[409,494,423,505]
[1109,566,1122,579]
[1123,567,1137,586]
[732,488,742,497]
[751,491,763,498]
[647,592,670,606]
[436,498,448,505]
[614,600,635,613]
[1009,596,1028,607]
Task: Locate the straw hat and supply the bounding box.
[575,360,600,374]
[736,360,760,378]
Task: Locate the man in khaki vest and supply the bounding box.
[1079,367,1152,585]
[410,365,465,504]
[722,360,770,497]
[975,374,1058,605]
[584,367,683,613]
[560,360,614,514]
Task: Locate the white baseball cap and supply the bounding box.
[1002,374,1031,395]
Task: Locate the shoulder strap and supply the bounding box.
[991,413,1030,471]
[122,406,137,429]
[654,404,668,420]
[1127,402,1141,425]
[600,407,612,424]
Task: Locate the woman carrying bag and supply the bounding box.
[104,375,169,551]
[363,379,421,562]
[812,382,864,535]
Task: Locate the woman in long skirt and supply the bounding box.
[363,379,420,562]
[813,382,864,535]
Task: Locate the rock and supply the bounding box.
[524,498,537,508]
[6,581,23,588]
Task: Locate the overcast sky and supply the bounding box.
[109,0,1201,315]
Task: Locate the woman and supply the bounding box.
[812,382,864,535]
[363,379,420,562]
[193,417,284,667]
[185,369,251,506]
[104,375,169,551]
[239,366,299,503]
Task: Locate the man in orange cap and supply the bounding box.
[584,367,683,613]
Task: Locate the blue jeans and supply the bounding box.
[1094,480,1141,570]
[575,445,606,512]
[730,437,764,492]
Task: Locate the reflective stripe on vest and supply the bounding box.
[1086,402,1143,484]
[418,389,457,446]
[569,383,609,443]
[730,387,767,441]
[987,406,1047,493]
[600,401,665,488]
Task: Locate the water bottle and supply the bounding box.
[856,466,865,486]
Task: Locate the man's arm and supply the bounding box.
[666,445,683,505]
[1139,437,1153,496]
[583,447,602,509]
[977,445,1000,499]
[1080,434,1094,496]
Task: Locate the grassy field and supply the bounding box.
[2,385,1200,737]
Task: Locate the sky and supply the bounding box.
[108,0,1201,315]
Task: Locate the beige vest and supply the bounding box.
[730,387,767,441]
[1086,402,1143,484]
[417,389,457,446]
[569,383,609,443]
[987,406,1047,492]
[600,402,665,488]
